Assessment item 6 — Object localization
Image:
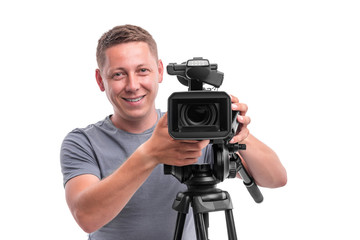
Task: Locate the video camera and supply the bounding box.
[165,57,263,197]
[167,57,237,141]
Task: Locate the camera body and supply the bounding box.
[167,57,237,141]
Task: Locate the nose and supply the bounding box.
[125,73,140,92]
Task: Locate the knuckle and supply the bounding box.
[176,151,184,160]
[191,158,198,164]
[242,104,248,112]
[197,140,208,149]
[194,150,202,158]
[231,95,239,103]
[195,142,203,150]
[187,158,198,165]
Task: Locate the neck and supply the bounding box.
[111,109,159,133]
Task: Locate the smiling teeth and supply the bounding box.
[125,96,144,102]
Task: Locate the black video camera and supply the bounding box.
[167,57,238,142]
[165,58,263,204]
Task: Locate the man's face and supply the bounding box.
[96,42,163,124]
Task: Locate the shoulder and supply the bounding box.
[61,116,111,148]
[66,116,111,136]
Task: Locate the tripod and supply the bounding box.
[172,186,237,240]
[164,144,263,240]
[166,164,237,240]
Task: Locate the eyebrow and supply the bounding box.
[136,64,151,69]
[111,63,149,71]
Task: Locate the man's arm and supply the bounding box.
[229,95,287,188]
[65,151,156,233]
[237,134,287,188]
[65,114,209,233]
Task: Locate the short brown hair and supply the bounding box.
[96,24,158,69]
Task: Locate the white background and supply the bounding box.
[1,0,359,239]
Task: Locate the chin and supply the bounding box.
[124,108,153,120]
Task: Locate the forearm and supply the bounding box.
[68,144,157,233]
[239,134,287,188]
[66,114,210,233]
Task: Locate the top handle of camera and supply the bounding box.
[167,57,224,91]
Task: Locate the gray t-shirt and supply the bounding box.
[60,110,213,240]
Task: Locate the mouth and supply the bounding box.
[122,95,145,103]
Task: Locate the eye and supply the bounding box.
[113,71,126,80]
[138,68,150,75]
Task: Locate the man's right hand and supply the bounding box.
[142,113,210,166]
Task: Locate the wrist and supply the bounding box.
[137,141,160,169]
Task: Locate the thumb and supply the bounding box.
[157,112,168,128]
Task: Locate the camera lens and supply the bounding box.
[187,105,211,124]
[181,104,217,126]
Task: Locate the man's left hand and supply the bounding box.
[229,94,251,143]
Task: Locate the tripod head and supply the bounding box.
[164,141,263,203]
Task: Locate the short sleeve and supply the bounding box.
[200,144,214,164]
[60,129,101,187]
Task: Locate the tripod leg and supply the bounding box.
[225,210,237,240]
[173,212,187,240]
[203,213,209,237]
[194,213,208,240]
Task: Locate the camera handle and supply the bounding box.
[167,57,224,91]
[230,151,264,203]
[213,143,264,204]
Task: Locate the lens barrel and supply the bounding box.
[180,103,217,126]
[168,91,232,140]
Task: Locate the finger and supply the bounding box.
[237,115,251,125]
[179,140,201,143]
[173,158,198,166]
[179,140,210,151]
[183,150,203,159]
[230,94,239,103]
[198,139,210,148]
[232,103,248,115]
[238,128,250,142]
[229,128,250,143]
[179,139,210,146]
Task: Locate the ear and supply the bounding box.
[95,69,105,91]
[157,59,164,84]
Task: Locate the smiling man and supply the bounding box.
[95,41,163,133]
[60,25,287,240]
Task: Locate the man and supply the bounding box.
[61,24,287,240]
